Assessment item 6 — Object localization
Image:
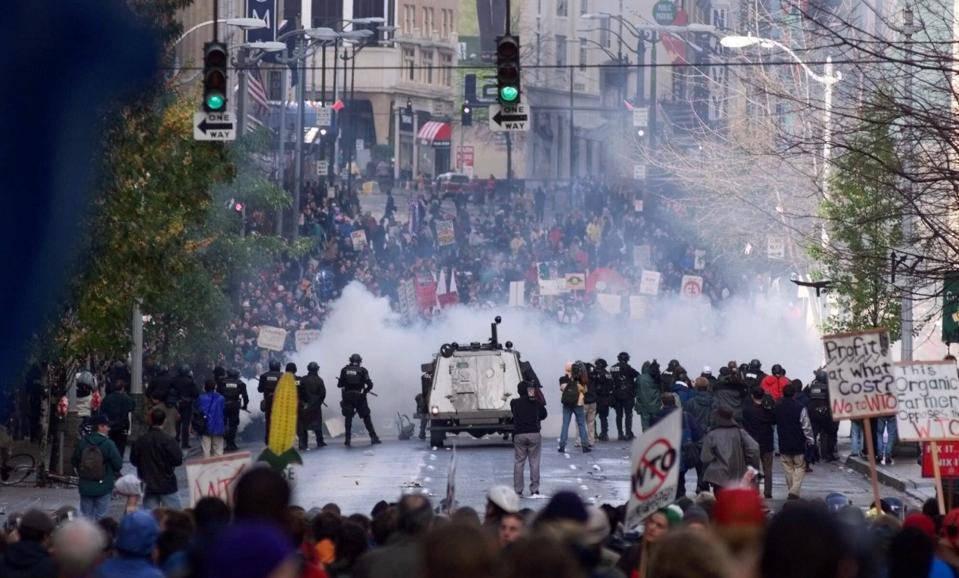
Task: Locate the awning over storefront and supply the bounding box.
[417,121,451,147]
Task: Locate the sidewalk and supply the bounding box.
[839,440,938,504]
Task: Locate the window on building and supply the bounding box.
[557,0,568,17]
[579,37,588,69]
[441,53,452,86]
[423,7,434,34]
[442,9,452,40]
[422,49,434,83]
[555,35,567,66]
[403,47,415,81]
[580,0,588,15]
[403,5,415,33]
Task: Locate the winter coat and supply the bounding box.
[742,400,776,453]
[0,540,57,578]
[100,391,135,433]
[71,432,123,498]
[299,372,327,430]
[760,375,790,401]
[775,397,815,456]
[634,362,663,415]
[700,415,760,487]
[95,556,163,578]
[130,426,183,496]
[713,376,746,419]
[670,383,695,407]
[686,391,715,432]
[195,392,226,436]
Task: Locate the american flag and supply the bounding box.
[247,68,270,115]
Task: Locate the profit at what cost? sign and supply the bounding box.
[822,329,897,420]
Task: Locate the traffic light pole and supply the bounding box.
[293,40,306,241]
[276,64,287,236]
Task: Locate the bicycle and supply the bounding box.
[0,452,36,486]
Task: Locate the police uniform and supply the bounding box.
[610,362,639,440]
[298,370,327,450]
[338,363,380,446]
[258,369,282,444]
[806,377,838,461]
[416,362,435,440]
[590,364,614,441]
[218,373,249,451]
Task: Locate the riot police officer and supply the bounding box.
[338,354,381,447]
[258,360,283,444]
[805,369,838,462]
[218,368,249,451]
[610,352,639,440]
[416,360,436,441]
[172,365,199,449]
[742,359,766,392]
[590,359,614,441]
[298,362,327,450]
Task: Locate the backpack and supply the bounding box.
[192,398,210,435]
[561,382,580,407]
[78,442,105,481]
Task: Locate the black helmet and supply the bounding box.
[594,358,607,369]
[269,360,281,372]
[285,362,297,373]
[771,364,785,376]
[213,366,226,379]
[179,364,191,376]
[749,359,762,371]
[76,371,95,387]
[617,352,630,363]
[349,353,362,364]
[814,369,828,383]
[667,359,680,370]
[307,362,319,373]
[227,368,240,379]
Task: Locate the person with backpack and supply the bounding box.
[700,405,760,494]
[558,362,590,454]
[71,415,123,520]
[130,408,183,510]
[194,380,226,458]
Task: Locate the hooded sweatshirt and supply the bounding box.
[0,540,57,578]
[95,511,162,578]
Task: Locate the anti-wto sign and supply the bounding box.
[625,410,681,529]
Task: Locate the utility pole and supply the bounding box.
[293,37,306,241]
[276,65,288,235]
[901,5,917,361]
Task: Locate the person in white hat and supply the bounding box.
[484,485,520,536]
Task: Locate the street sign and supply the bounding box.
[193,111,236,141]
[633,164,646,180]
[488,103,530,132]
[653,0,677,25]
[632,107,649,127]
[316,106,332,127]
[315,160,329,176]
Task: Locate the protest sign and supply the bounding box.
[894,361,959,441]
[922,442,959,478]
[294,329,321,352]
[625,410,681,529]
[509,281,525,307]
[822,329,896,420]
[694,249,705,270]
[596,293,622,315]
[257,326,288,352]
[436,220,456,246]
[398,279,417,316]
[767,236,785,260]
[629,296,647,320]
[565,273,586,291]
[539,278,564,296]
[680,275,703,298]
[350,230,368,251]
[186,452,251,507]
[639,270,661,296]
[633,245,652,269]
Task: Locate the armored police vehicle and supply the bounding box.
[420,317,539,447]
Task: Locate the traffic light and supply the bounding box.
[203,42,228,113]
[461,104,472,126]
[496,34,521,105]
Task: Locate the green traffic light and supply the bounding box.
[206,94,225,111]
[499,86,519,103]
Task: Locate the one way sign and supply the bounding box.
[193,111,236,141]
[488,103,530,132]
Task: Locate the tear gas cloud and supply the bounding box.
[288,282,821,437]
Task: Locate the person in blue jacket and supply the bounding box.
[95,511,162,578]
[195,379,226,458]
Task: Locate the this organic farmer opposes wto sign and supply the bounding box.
[894,361,959,441]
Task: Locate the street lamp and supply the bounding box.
[174,17,267,47]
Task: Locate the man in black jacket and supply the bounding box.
[510,380,547,497]
[775,384,815,499]
[99,379,135,459]
[171,365,198,449]
[298,362,327,450]
[130,408,184,509]
[0,509,56,578]
[742,387,775,499]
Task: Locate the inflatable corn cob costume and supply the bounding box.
[257,371,303,470]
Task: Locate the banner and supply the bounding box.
[436,220,456,246]
[894,361,959,441]
[398,279,417,316]
[639,270,661,296]
[680,275,703,298]
[596,293,622,315]
[822,329,896,420]
[565,273,586,291]
[922,442,959,478]
[694,249,706,270]
[539,278,564,296]
[257,326,288,352]
[351,230,368,251]
[625,410,682,529]
[186,452,251,507]
[509,281,526,307]
[944,273,959,344]
[294,329,321,352]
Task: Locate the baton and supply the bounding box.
[366,391,379,397]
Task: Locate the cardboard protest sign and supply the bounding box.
[680,275,703,298]
[350,230,368,251]
[186,452,251,507]
[822,329,896,420]
[257,326,288,352]
[625,410,682,529]
[436,220,455,246]
[398,279,417,316]
[295,329,321,352]
[565,273,586,291]
[538,278,564,296]
[694,249,705,270]
[767,236,785,260]
[922,442,959,478]
[639,270,661,296]
[895,361,959,441]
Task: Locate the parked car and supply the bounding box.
[435,172,471,197]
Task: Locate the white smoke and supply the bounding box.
[292,282,821,437]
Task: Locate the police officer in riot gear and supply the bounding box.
[298,362,327,450]
[338,354,381,446]
[416,360,436,441]
[172,365,199,449]
[258,360,283,444]
[590,359,614,441]
[610,352,640,440]
[218,368,249,451]
[805,369,838,462]
[742,359,766,391]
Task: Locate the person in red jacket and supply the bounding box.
[760,364,790,401]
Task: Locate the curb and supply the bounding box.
[843,456,934,503]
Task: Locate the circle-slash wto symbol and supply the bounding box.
[632,438,677,500]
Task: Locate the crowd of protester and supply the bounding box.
[2,464,957,578]
[224,177,739,376]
